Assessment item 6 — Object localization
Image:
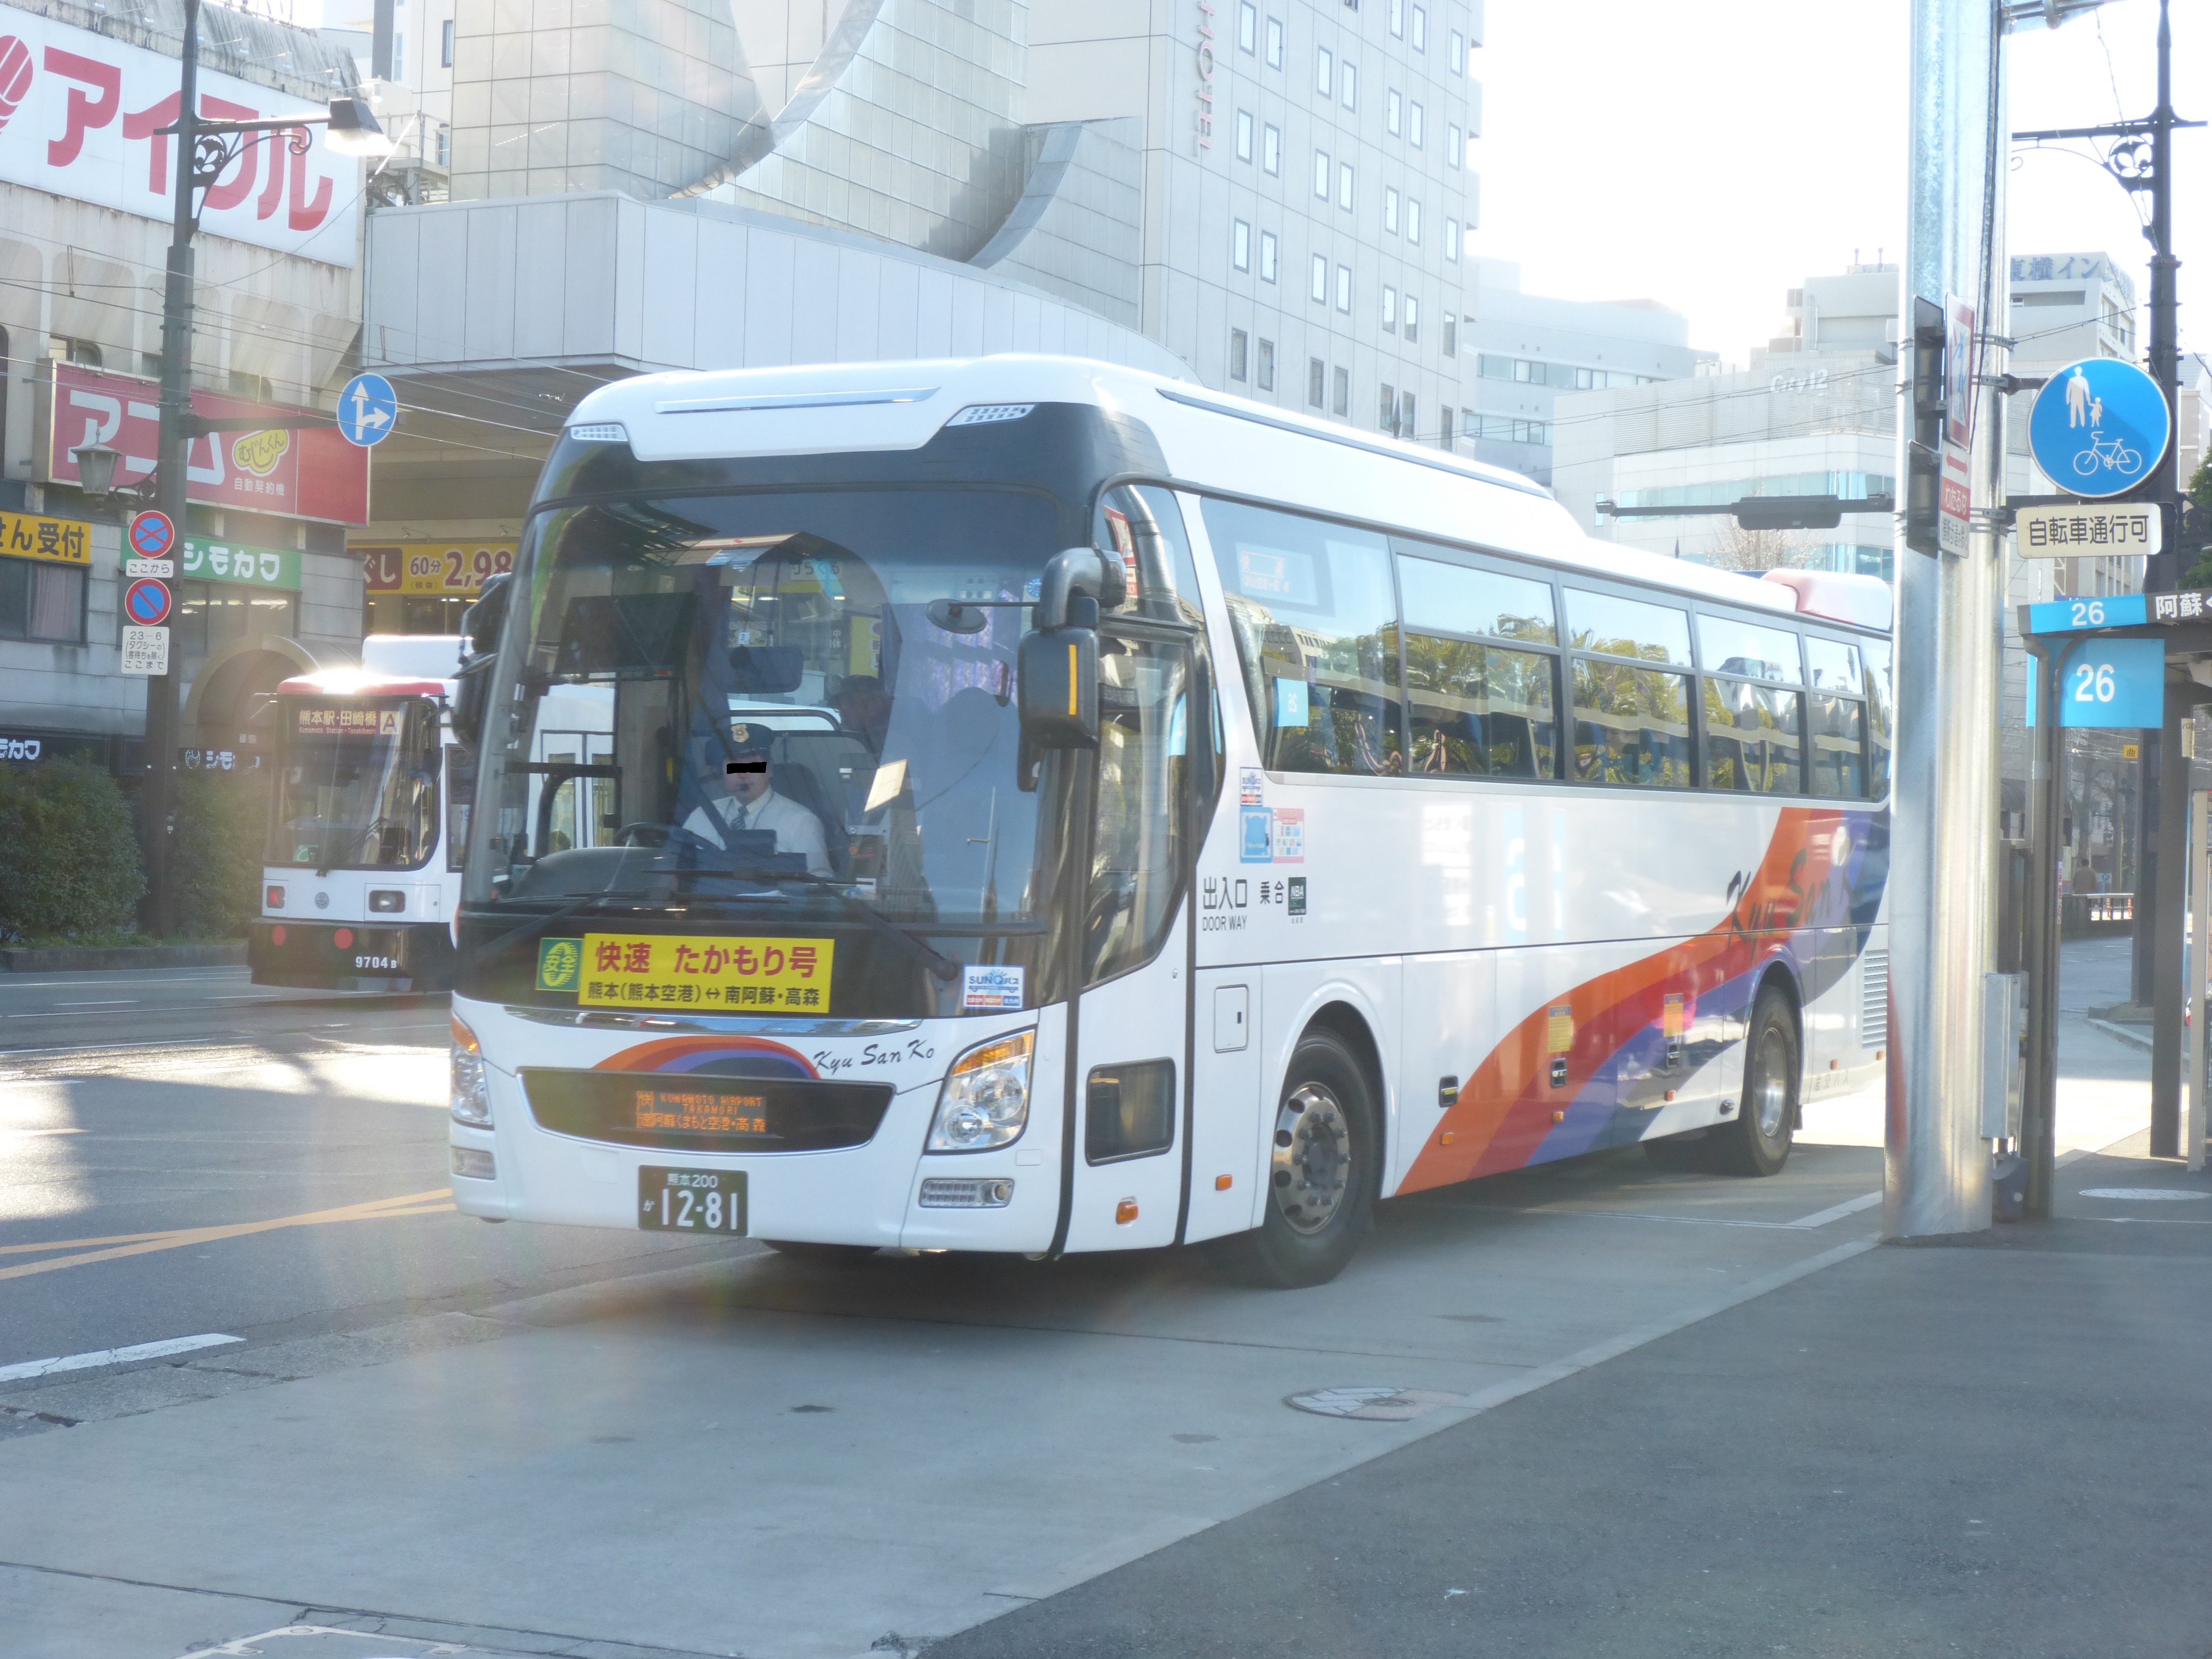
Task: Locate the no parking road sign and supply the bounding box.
[123,577,171,627]
[2029,358,2170,499]
[126,509,176,561]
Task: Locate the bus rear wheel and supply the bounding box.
[1236,1029,1377,1289]
[1711,986,1798,1177]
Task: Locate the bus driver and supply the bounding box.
[682,723,833,877]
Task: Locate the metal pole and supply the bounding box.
[2022,640,2068,1218]
[2189,784,2207,1173]
[144,0,200,938]
[372,0,395,81]
[2129,0,2180,1004]
[1887,0,1999,1238]
[2151,681,2187,1155]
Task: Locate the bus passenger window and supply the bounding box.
[1863,638,1893,798]
[1395,553,1560,777]
[1701,679,1804,794]
[1564,589,1691,787]
[1805,637,1867,799]
[1202,498,1401,777]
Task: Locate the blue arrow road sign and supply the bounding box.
[2028,358,2169,499]
[337,373,398,448]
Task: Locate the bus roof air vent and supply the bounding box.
[1760,569,1893,632]
[566,423,628,444]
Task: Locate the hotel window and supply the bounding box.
[1386,88,1402,135]
[1233,219,1251,271]
[1383,187,1399,234]
[1442,311,1457,355]
[1257,338,1276,392]
[1445,216,1460,259]
[1388,0,1404,37]
[1404,295,1419,343]
[1262,122,1281,173]
[1439,405,1453,448]
[1381,383,1398,432]
[1338,161,1354,210]
[1333,365,1350,416]
[1410,5,1426,49]
[1309,356,1326,407]
[1267,16,1284,67]
[1336,264,1352,313]
[1239,1,1257,51]
[1230,329,1250,382]
[1314,149,1331,198]
[1237,110,1253,161]
[1450,27,1465,74]
[1400,390,1417,439]
[1341,61,1356,110]
[440,17,454,65]
[1447,123,1462,167]
[1311,254,1329,302]
[1382,287,1397,332]
[1406,199,1421,243]
[1316,45,1332,96]
[1259,229,1278,282]
[1409,102,1424,146]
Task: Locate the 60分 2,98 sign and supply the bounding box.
[2057,637,2164,729]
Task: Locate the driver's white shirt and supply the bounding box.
[683,788,832,877]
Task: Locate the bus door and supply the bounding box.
[1060,630,1203,1253]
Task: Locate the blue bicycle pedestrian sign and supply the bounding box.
[337,373,398,448]
[2028,357,2169,499]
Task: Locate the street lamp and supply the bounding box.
[134,0,386,936]
[69,444,122,501]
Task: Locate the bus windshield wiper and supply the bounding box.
[710,864,963,983]
[316,817,391,878]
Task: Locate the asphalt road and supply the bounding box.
[0,975,746,1375]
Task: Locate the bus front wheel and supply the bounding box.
[1237,1029,1378,1289]
[1712,986,1798,1177]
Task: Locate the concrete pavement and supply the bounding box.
[0,942,2184,1659]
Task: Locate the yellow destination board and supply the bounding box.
[573,933,835,1010]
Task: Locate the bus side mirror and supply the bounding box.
[452,571,513,750]
[1018,626,1099,751]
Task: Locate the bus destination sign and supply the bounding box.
[564,932,836,1010]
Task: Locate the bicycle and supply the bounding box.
[2073,433,2143,477]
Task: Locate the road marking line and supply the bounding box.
[0,1230,178,1256]
[0,1189,451,1283]
[0,1333,242,1384]
[1786,1190,1885,1229]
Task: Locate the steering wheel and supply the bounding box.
[615,821,669,847]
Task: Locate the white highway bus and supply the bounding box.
[249,635,472,992]
[445,355,1891,1286]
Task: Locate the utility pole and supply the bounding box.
[142,0,204,938]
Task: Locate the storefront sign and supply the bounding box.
[0,508,90,565]
[46,364,369,525]
[180,535,302,590]
[360,541,516,597]
[0,6,357,264]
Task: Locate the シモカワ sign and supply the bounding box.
[0,5,358,265]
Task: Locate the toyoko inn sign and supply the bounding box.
[0,5,358,265]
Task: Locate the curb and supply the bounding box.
[0,942,246,973]
[2088,1015,2153,1051]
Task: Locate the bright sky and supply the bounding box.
[1471,0,2211,369]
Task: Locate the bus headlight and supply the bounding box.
[451,1015,492,1126]
[927,1030,1034,1152]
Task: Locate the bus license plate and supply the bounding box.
[637,1167,747,1234]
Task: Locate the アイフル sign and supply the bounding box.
[0,6,357,264]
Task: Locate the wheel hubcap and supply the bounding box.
[1751,1034,1790,1140]
[1272,1083,1352,1235]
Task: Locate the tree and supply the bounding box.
[1707,522,1816,573]
[2183,454,2212,590]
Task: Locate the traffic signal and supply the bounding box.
[1903,296,1946,556]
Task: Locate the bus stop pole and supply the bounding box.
[2189,784,2208,1173]
[2022,638,2067,1219]
[2150,685,2188,1157]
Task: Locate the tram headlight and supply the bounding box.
[450,1014,492,1127]
[926,1030,1034,1152]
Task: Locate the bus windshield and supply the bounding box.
[468,487,1069,926]
[269,698,443,871]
